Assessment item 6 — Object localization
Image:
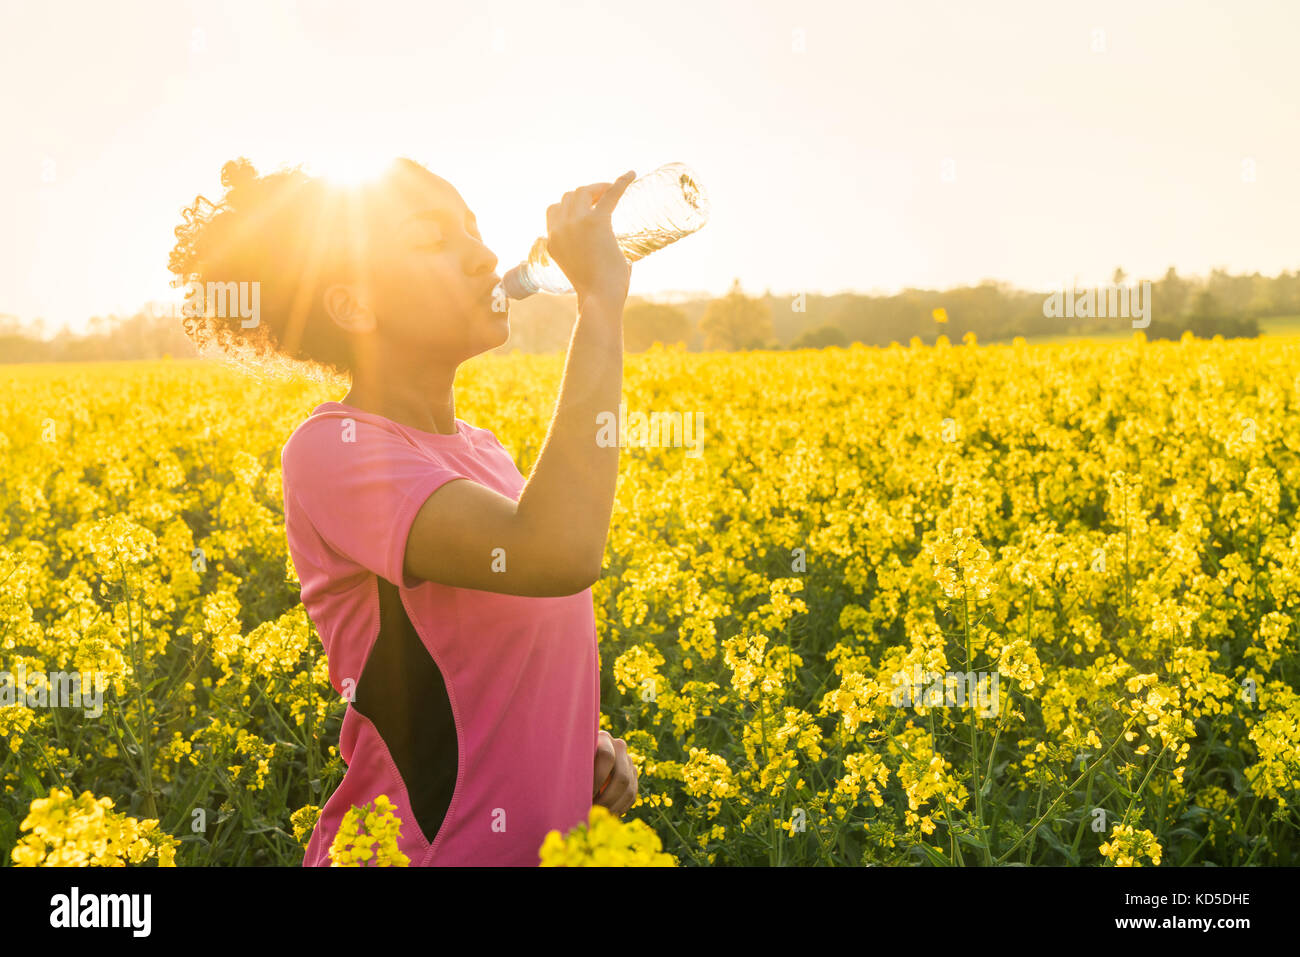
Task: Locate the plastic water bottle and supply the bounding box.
[500,162,710,299]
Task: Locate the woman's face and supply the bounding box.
[345,161,508,363]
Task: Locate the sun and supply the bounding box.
[303,153,397,188]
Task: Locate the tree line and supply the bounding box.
[2,266,1294,362]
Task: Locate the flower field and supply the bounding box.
[2,334,1298,866]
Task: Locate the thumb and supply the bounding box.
[594,170,636,215]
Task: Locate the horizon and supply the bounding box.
[3,262,1288,336]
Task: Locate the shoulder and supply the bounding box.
[282,405,345,464]
[281,404,408,477]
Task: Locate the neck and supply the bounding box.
[342,337,460,434]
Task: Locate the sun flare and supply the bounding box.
[302,153,398,188]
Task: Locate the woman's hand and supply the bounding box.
[545,171,636,303]
[593,728,639,816]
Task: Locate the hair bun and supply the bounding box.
[220,156,259,192]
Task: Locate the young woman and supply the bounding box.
[168,156,639,866]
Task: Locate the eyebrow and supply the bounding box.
[406,208,479,230]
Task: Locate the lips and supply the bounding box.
[481,277,508,314]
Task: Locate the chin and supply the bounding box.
[464,324,509,359]
[487,309,510,345]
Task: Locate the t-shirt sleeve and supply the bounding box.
[282,415,465,588]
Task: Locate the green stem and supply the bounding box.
[928,708,963,865]
[996,711,1139,863]
[1069,768,1096,859]
[118,560,158,820]
[754,686,775,866]
[652,802,710,867]
[963,588,992,865]
[1025,774,1047,863]
[1119,743,1169,831]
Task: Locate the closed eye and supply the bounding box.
[415,229,482,251]
[406,204,484,250]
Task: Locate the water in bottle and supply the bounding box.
[500,162,710,299]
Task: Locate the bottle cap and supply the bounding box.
[501,267,534,300]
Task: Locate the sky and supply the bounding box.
[1,0,1297,333]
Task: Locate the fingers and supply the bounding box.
[602,750,638,816]
[593,729,616,799]
[564,183,614,222]
[592,736,639,816]
[547,187,604,235]
[575,183,612,203]
[560,188,586,222]
[593,170,635,216]
[549,173,633,230]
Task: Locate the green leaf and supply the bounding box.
[917,842,950,866]
[0,807,18,848]
[20,767,44,797]
[1036,824,1079,864]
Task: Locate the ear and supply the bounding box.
[324,284,377,334]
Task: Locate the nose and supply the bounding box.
[467,237,497,277]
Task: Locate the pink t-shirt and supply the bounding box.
[281,401,600,866]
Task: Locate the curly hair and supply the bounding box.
[167,156,382,385]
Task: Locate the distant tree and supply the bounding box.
[1270,270,1300,316]
[698,278,774,351]
[623,301,690,351]
[1154,266,1189,321]
[1188,291,1255,337]
[1190,290,1221,319]
[1246,271,1276,317]
[1147,289,1259,340]
[791,323,848,348]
